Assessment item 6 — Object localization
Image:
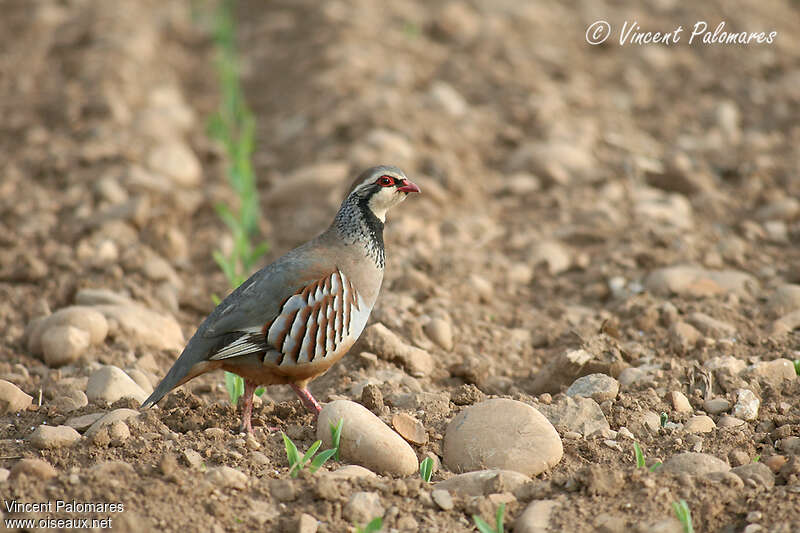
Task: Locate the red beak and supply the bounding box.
[397,179,421,193]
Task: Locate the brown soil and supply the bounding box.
[1,0,799,532]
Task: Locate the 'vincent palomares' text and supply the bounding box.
[620,21,777,46]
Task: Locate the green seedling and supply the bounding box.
[753,455,760,463]
[793,359,800,376]
[672,499,694,533]
[633,442,646,468]
[282,433,337,478]
[660,412,669,427]
[473,503,505,533]
[419,457,434,482]
[633,442,662,472]
[330,419,344,461]
[206,0,270,404]
[355,517,383,533]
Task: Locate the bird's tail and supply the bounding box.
[141,334,217,408]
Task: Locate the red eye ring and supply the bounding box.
[377,175,395,187]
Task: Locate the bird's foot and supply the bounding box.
[290,383,322,416]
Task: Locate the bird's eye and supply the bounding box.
[377,176,395,187]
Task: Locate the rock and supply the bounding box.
[84,409,140,437]
[26,306,109,355]
[529,348,593,394]
[683,416,715,434]
[30,425,81,449]
[617,366,658,388]
[705,356,747,375]
[450,383,484,405]
[344,492,384,525]
[317,400,417,476]
[86,366,148,404]
[146,141,201,187]
[731,463,774,489]
[434,1,481,43]
[728,450,751,467]
[183,449,203,469]
[297,513,318,533]
[431,489,454,511]
[747,359,797,382]
[10,458,57,480]
[639,518,685,533]
[206,466,247,489]
[703,398,730,415]
[660,452,729,476]
[51,389,89,413]
[688,312,736,338]
[426,81,467,116]
[360,383,384,412]
[0,379,32,414]
[392,413,427,445]
[634,186,694,229]
[359,323,433,377]
[528,240,571,275]
[767,284,800,316]
[668,322,701,353]
[108,420,131,446]
[627,410,662,436]
[435,469,530,496]
[771,310,800,336]
[668,391,693,413]
[326,465,377,480]
[566,374,619,402]
[645,265,756,297]
[718,415,745,428]
[508,141,594,185]
[595,513,628,533]
[732,389,760,421]
[125,368,154,394]
[92,303,184,351]
[0,468,8,482]
[41,325,91,366]
[444,399,562,476]
[755,198,800,221]
[515,499,558,533]
[67,412,106,431]
[538,396,610,436]
[423,318,454,351]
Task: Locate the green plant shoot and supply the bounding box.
[672,499,694,533]
[330,419,344,461]
[355,517,383,533]
[473,503,505,533]
[207,0,270,404]
[419,457,434,482]
[282,433,337,478]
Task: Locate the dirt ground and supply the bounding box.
[1,0,799,531]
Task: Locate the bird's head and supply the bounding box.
[346,166,421,222]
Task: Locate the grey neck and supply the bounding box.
[333,193,385,268]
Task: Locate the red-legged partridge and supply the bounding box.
[142,166,420,433]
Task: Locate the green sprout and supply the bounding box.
[473,503,505,533]
[419,457,434,482]
[793,359,800,376]
[633,442,662,472]
[207,0,270,405]
[281,433,337,478]
[660,412,669,427]
[672,499,694,533]
[330,419,344,461]
[355,517,383,533]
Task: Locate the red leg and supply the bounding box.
[239,379,258,434]
[290,383,322,415]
